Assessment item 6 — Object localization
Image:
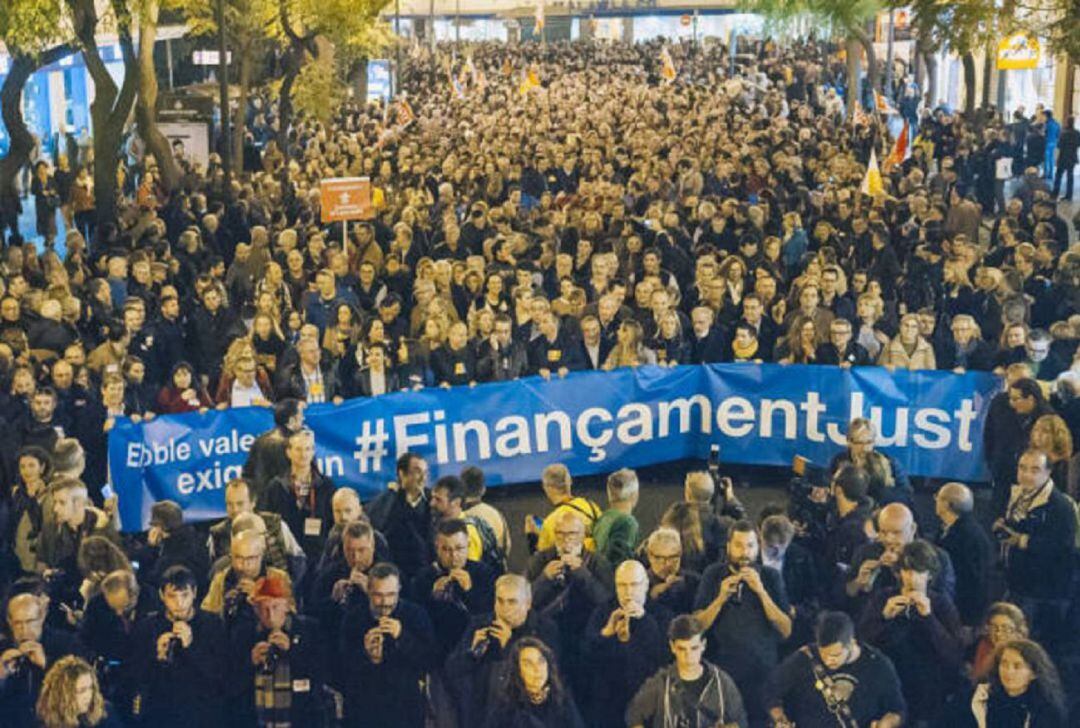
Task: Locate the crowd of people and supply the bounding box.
[0,32,1079,727]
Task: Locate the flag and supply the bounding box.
[660,47,677,83]
[535,0,545,33]
[874,89,897,116]
[397,98,415,128]
[519,68,540,95]
[861,149,885,197]
[884,120,909,172]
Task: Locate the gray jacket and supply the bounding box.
[626,662,748,728]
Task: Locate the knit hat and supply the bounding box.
[149,500,183,532]
[251,573,292,602]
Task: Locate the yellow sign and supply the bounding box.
[997,34,1040,70]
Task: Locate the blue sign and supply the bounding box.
[367,59,392,101]
[109,364,1001,531]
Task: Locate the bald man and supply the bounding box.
[934,483,993,625]
[584,560,671,728]
[202,529,292,627]
[844,503,956,612]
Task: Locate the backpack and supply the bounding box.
[464,514,507,575]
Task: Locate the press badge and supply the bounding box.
[292,679,311,693]
[304,518,322,536]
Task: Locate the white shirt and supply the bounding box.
[231,380,264,408]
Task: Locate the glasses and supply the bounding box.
[648,552,680,563]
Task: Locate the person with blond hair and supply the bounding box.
[1029,413,1077,494]
[36,655,119,728]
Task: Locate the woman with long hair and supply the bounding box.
[854,293,891,361]
[776,315,818,364]
[1029,414,1075,493]
[603,319,656,370]
[971,639,1066,727]
[9,446,53,574]
[967,603,1030,684]
[156,361,213,414]
[76,536,132,607]
[660,502,711,574]
[36,655,119,727]
[483,638,584,728]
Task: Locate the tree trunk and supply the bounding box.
[0,45,74,241]
[233,42,252,174]
[356,56,369,104]
[1065,56,1077,118]
[962,52,977,117]
[846,37,861,120]
[854,25,879,95]
[981,40,994,109]
[135,0,180,192]
[924,52,938,110]
[71,0,139,236]
[0,55,36,241]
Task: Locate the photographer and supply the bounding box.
[693,520,791,724]
[843,503,956,615]
[0,594,86,728]
[527,509,613,698]
[857,540,963,725]
[227,574,324,727]
[994,448,1077,644]
[446,574,561,727]
[129,565,226,728]
[202,530,290,634]
[338,562,435,728]
[584,560,670,728]
[642,527,701,616]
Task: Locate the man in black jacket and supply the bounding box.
[815,318,871,367]
[273,337,343,404]
[477,314,529,381]
[260,429,336,561]
[409,518,496,658]
[136,500,211,593]
[129,566,226,728]
[934,482,993,625]
[584,560,671,728]
[339,562,436,728]
[228,573,325,727]
[995,449,1077,643]
[0,593,88,728]
[366,452,433,581]
[527,509,614,697]
[445,574,562,727]
[243,398,304,500]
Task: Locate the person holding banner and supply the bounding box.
[260,430,336,561]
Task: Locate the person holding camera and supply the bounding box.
[227,573,324,727]
[338,562,435,728]
[129,565,226,728]
[994,448,1077,644]
[584,560,671,727]
[446,574,561,727]
[856,540,964,725]
[203,529,291,635]
[693,520,791,725]
[0,593,86,728]
[843,503,956,615]
[527,509,614,698]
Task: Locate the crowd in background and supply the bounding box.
[0,35,1079,727]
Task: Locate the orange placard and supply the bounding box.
[320,177,373,223]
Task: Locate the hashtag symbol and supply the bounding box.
[354,419,389,473]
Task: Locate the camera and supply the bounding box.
[469,626,497,659]
[163,636,180,664]
[261,645,282,675]
[5,654,28,675]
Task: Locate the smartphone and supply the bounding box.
[708,444,721,471]
[101,484,115,501]
[531,515,544,530]
[792,455,809,476]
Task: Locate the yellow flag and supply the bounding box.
[519,68,540,95]
[861,149,884,197]
[660,47,677,83]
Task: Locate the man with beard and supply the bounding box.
[693,520,791,724]
[338,562,436,727]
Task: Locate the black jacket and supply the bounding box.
[476,338,529,381]
[273,359,341,403]
[260,470,336,560]
[0,628,87,728]
[527,327,586,374]
[1003,483,1077,600]
[365,488,433,580]
[409,560,497,658]
[129,609,227,728]
[937,513,994,624]
[227,614,326,727]
[339,598,436,727]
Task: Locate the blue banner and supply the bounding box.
[109,364,1001,531]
